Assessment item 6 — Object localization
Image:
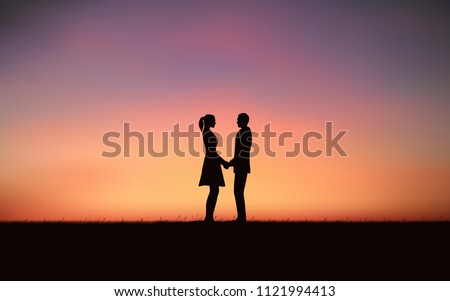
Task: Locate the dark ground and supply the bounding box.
[1,221,449,280]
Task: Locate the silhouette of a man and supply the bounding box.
[229,113,251,223]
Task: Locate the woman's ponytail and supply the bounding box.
[198,116,205,132]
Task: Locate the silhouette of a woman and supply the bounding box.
[199,114,228,222]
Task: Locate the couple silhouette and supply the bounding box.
[199,113,251,223]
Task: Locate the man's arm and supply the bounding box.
[239,129,252,159]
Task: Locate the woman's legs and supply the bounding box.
[205,186,219,222]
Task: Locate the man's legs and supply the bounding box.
[234,172,248,222]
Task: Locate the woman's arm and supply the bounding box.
[218,156,229,168]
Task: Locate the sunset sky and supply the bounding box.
[1,0,449,221]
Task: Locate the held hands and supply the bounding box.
[223,159,234,170]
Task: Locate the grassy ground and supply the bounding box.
[1,221,449,280]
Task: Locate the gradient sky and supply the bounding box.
[1,0,450,221]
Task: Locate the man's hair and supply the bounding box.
[238,113,249,125]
